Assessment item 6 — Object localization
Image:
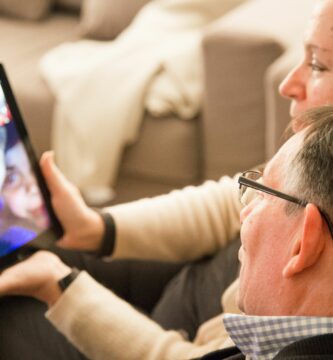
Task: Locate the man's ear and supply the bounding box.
[283,204,325,278]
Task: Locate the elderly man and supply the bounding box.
[196,106,333,359]
[1,105,333,360]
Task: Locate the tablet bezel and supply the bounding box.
[0,63,63,269]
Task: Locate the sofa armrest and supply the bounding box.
[202,27,283,179]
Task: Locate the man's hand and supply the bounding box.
[0,251,71,306]
[40,152,104,252]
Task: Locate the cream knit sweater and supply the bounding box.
[46,175,242,359]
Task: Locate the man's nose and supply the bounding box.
[279,65,306,101]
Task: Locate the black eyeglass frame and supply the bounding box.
[238,170,333,239]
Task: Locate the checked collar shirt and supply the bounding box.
[223,313,333,360]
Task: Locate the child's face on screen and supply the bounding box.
[2,142,48,228]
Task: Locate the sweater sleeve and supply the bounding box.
[46,272,230,360]
[106,175,242,262]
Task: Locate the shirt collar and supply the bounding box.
[223,313,333,360]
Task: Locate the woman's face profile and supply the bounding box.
[279,0,333,131]
[2,142,48,228]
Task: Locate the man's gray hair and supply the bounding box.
[286,105,333,219]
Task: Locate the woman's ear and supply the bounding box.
[283,204,325,278]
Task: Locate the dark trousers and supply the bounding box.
[0,237,240,360]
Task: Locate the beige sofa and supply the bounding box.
[0,0,315,205]
[202,0,315,179]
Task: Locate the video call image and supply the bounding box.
[0,84,50,257]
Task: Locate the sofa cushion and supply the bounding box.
[0,0,53,20]
[79,0,151,40]
[0,11,198,185]
[121,113,200,184]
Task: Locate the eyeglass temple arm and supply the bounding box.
[239,176,333,239]
[238,177,307,207]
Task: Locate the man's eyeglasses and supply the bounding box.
[238,170,333,239]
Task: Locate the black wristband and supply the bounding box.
[58,268,80,292]
[95,210,116,258]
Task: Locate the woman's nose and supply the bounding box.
[279,65,306,101]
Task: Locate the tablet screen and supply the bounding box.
[0,65,62,268]
[0,87,52,257]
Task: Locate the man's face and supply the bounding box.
[237,132,304,315]
[279,0,333,132]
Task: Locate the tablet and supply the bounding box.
[0,64,63,270]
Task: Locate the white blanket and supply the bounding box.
[40,0,244,192]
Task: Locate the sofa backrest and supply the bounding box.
[202,0,315,179]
